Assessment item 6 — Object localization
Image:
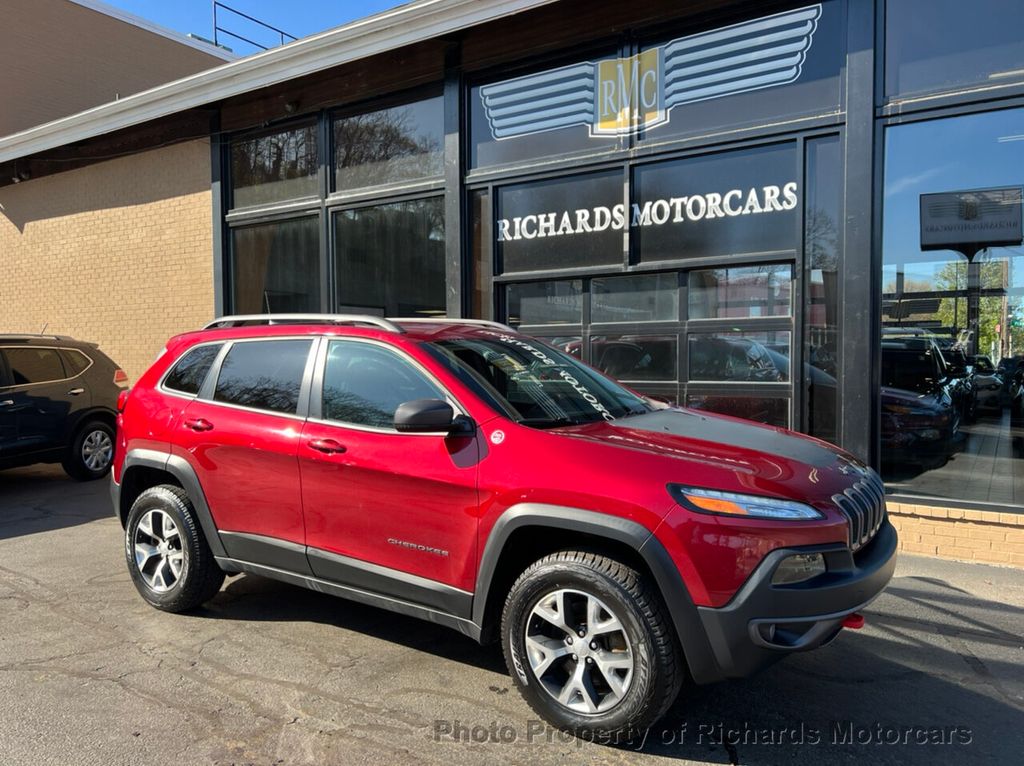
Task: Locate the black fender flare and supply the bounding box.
[112,448,227,558]
[471,503,722,684]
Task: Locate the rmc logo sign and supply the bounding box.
[481,4,822,139]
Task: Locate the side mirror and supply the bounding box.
[394,399,474,435]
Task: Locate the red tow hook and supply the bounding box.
[842,612,865,630]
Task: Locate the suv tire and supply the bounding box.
[125,485,225,612]
[501,550,682,742]
[62,419,115,481]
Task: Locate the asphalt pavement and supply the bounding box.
[1,464,1022,765]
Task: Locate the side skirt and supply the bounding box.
[214,555,483,642]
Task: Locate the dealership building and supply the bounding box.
[2,0,1024,556]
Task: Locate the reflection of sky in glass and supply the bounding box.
[883,108,1024,292]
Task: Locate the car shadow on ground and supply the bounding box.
[0,465,111,541]
[196,570,1022,765]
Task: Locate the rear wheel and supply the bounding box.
[501,550,682,742]
[62,420,114,481]
[125,485,224,612]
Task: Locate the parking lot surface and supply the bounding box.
[1,464,1022,765]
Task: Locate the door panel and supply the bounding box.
[169,337,314,547]
[298,338,481,592]
[1,347,80,452]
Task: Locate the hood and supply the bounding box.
[550,408,864,504]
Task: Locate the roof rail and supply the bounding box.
[203,314,404,332]
[389,317,516,333]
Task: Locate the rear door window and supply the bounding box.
[164,344,222,396]
[3,348,66,385]
[60,349,92,376]
[213,339,312,414]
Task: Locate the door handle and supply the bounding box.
[0,400,13,407]
[184,418,214,432]
[67,388,85,396]
[308,438,346,455]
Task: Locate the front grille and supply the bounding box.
[831,469,887,552]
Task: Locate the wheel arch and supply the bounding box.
[114,449,226,558]
[473,504,722,684]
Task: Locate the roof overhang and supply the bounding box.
[0,0,555,165]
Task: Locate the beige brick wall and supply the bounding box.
[888,502,1024,568]
[0,140,213,381]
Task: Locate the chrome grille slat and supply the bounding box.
[831,466,887,552]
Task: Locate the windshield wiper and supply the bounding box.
[516,415,588,428]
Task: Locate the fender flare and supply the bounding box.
[114,448,227,558]
[472,503,722,684]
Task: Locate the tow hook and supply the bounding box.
[842,612,865,630]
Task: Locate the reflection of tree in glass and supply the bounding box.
[217,376,300,413]
[806,207,839,271]
[233,126,318,189]
[334,106,442,187]
[322,385,393,428]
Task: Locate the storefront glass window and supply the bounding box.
[495,171,624,274]
[688,331,791,382]
[592,273,678,323]
[506,281,583,326]
[885,0,1024,100]
[231,123,318,208]
[591,334,677,381]
[334,198,445,317]
[333,96,443,192]
[688,265,792,319]
[231,217,320,313]
[637,0,843,146]
[881,108,1024,507]
[805,135,842,443]
[633,143,799,262]
[684,394,789,429]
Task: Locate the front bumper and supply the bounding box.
[695,520,897,680]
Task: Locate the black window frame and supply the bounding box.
[200,337,318,418]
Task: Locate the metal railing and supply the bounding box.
[202,315,516,333]
[212,1,296,52]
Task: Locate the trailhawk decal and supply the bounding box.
[480,5,822,139]
[485,332,615,422]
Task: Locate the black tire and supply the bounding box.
[501,550,683,743]
[62,419,115,481]
[124,485,225,612]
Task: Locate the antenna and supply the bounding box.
[39,322,48,335]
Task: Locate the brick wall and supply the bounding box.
[888,502,1024,568]
[0,140,213,381]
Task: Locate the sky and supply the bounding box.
[101,0,408,56]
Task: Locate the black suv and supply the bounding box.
[0,335,126,480]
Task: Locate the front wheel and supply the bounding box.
[501,550,683,742]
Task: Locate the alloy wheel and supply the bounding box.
[524,588,634,714]
[81,429,113,472]
[133,510,185,593]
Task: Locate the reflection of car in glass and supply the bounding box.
[998,356,1024,404]
[935,343,977,422]
[967,355,1002,412]
[880,343,958,468]
[688,336,782,382]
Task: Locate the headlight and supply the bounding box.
[668,485,824,520]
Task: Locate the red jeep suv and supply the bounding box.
[112,315,896,739]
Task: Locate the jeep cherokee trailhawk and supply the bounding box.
[113,315,896,739]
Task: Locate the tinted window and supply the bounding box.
[334,198,445,316]
[592,274,678,323]
[333,96,443,192]
[322,341,444,428]
[61,349,92,376]
[885,0,1024,99]
[231,123,318,208]
[506,280,583,327]
[688,332,791,382]
[232,217,320,313]
[880,349,941,394]
[214,340,312,414]
[4,348,65,385]
[495,171,624,273]
[633,143,799,263]
[165,344,222,395]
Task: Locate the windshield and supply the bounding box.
[427,333,649,426]
[881,349,941,394]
